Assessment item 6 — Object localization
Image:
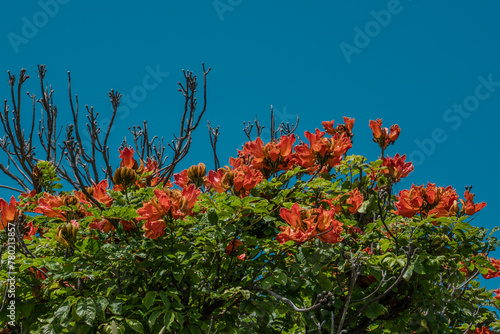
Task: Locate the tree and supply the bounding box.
[0,66,499,333]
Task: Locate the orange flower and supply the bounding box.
[89,219,115,233]
[295,129,352,172]
[76,180,113,207]
[233,165,263,197]
[294,143,316,172]
[459,261,468,276]
[388,124,400,142]
[0,196,20,229]
[493,288,500,300]
[206,158,263,197]
[120,220,136,232]
[225,239,244,255]
[142,220,167,239]
[369,119,400,150]
[393,187,424,218]
[277,203,343,244]
[393,183,459,219]
[322,117,355,137]
[461,189,487,216]
[369,119,384,139]
[119,147,139,169]
[482,257,500,279]
[315,211,343,243]
[207,169,227,193]
[475,326,498,334]
[381,154,414,183]
[30,267,47,280]
[33,194,66,219]
[174,163,208,189]
[137,188,173,222]
[144,157,162,186]
[331,188,364,214]
[92,180,113,206]
[174,169,189,188]
[346,188,364,214]
[23,221,38,241]
[240,134,296,177]
[137,184,200,223]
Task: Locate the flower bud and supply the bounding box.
[459,199,466,215]
[221,171,234,190]
[178,197,188,213]
[85,186,94,196]
[64,195,79,207]
[55,223,78,248]
[113,167,137,186]
[187,163,207,187]
[450,200,459,215]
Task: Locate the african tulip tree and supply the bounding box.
[0,67,499,333]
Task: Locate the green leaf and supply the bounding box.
[414,258,426,275]
[149,310,165,329]
[54,299,71,324]
[403,263,414,281]
[173,269,184,282]
[85,238,100,254]
[75,297,96,326]
[357,200,370,214]
[143,291,157,310]
[41,324,57,334]
[208,208,218,225]
[261,277,274,290]
[126,319,144,333]
[275,272,287,285]
[379,239,391,253]
[108,300,122,315]
[318,273,333,291]
[94,296,109,320]
[159,292,171,310]
[164,310,175,329]
[364,302,387,320]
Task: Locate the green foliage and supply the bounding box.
[1,150,499,333]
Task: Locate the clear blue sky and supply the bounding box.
[1,1,500,286]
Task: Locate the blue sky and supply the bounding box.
[1,1,500,286]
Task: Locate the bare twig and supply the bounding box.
[250,286,334,313]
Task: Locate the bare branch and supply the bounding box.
[250,286,334,313]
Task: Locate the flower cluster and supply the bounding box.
[240,134,296,177]
[369,118,400,151]
[136,184,200,239]
[207,157,263,198]
[393,183,486,218]
[381,154,414,183]
[0,196,20,229]
[483,257,500,279]
[114,147,162,189]
[174,163,208,188]
[329,188,364,215]
[277,203,343,244]
[322,117,355,138]
[295,129,352,173]
[475,327,499,334]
